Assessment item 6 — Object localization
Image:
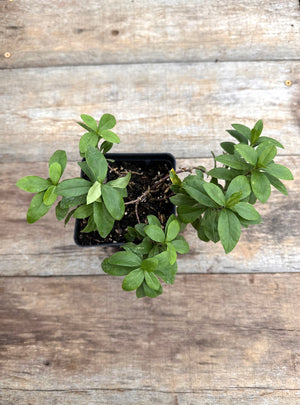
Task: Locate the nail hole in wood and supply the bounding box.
[111,30,119,36]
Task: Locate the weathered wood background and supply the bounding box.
[1,1,299,404]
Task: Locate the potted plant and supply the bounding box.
[16,114,293,298]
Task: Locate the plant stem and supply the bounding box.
[124,167,203,223]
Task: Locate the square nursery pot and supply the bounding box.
[74,153,176,247]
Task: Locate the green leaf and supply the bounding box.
[100,140,113,154]
[225,191,243,208]
[147,215,161,227]
[144,271,161,291]
[165,214,178,230]
[169,168,182,186]
[226,175,251,200]
[49,162,62,185]
[77,161,96,183]
[102,258,133,276]
[220,142,235,154]
[81,114,98,132]
[16,176,52,193]
[49,150,67,174]
[203,183,225,206]
[154,252,178,284]
[148,245,160,258]
[43,185,57,206]
[215,154,251,171]
[264,163,293,180]
[79,132,100,155]
[98,114,116,130]
[99,130,120,144]
[264,173,288,196]
[86,146,108,182]
[141,258,158,272]
[257,144,277,167]
[251,171,271,203]
[107,172,131,189]
[81,215,97,233]
[197,226,210,242]
[108,251,142,268]
[77,121,97,134]
[144,224,165,243]
[255,136,284,149]
[55,201,69,221]
[169,193,195,206]
[143,281,163,298]
[165,219,180,242]
[250,120,263,145]
[56,178,92,197]
[207,168,237,181]
[218,209,241,253]
[27,191,51,223]
[115,187,127,198]
[254,119,263,135]
[136,284,146,298]
[234,144,258,166]
[232,202,261,221]
[73,204,93,219]
[167,242,177,265]
[135,238,152,255]
[93,200,114,238]
[226,129,248,144]
[125,226,138,242]
[248,191,257,205]
[177,205,205,223]
[183,184,218,208]
[170,238,189,254]
[134,223,146,238]
[102,184,125,220]
[202,209,220,243]
[232,123,251,140]
[87,181,101,205]
[122,269,144,291]
[60,194,87,209]
[64,208,76,226]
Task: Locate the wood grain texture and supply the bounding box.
[1,0,299,68]
[1,157,298,276]
[0,274,299,402]
[1,389,300,405]
[1,62,299,162]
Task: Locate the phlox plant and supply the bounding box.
[16,114,293,298]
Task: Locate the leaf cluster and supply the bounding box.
[170,120,293,253]
[102,214,189,298]
[16,114,129,238]
[16,115,293,299]
[78,113,119,156]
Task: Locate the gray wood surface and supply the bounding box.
[1,62,299,162]
[1,0,299,403]
[0,274,299,404]
[1,0,299,68]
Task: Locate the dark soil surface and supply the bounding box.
[75,159,175,246]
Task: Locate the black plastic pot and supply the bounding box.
[74,152,176,247]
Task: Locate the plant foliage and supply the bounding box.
[16,116,293,298]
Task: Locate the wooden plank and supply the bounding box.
[1,0,299,68]
[0,274,299,399]
[0,62,299,162]
[1,389,300,405]
[1,156,298,276]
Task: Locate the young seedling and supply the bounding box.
[16,115,293,298]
